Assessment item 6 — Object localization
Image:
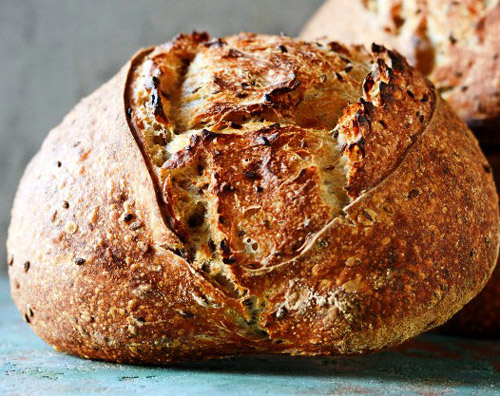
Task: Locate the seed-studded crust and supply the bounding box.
[7,33,500,363]
[301,0,500,144]
[441,152,500,336]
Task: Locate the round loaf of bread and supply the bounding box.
[7,33,499,363]
[301,0,500,145]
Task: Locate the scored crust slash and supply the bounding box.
[7,32,500,364]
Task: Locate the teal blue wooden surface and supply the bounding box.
[1,276,500,396]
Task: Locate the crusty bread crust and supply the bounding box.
[7,33,499,363]
[441,151,500,336]
[301,0,500,143]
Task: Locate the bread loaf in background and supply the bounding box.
[301,0,500,145]
[7,32,499,363]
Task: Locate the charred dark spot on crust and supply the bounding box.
[221,182,235,193]
[203,37,227,48]
[222,257,236,264]
[220,239,230,255]
[179,310,195,319]
[151,75,160,89]
[207,238,216,252]
[123,213,134,222]
[62,201,69,209]
[150,92,163,117]
[357,136,366,154]
[8,256,14,266]
[387,50,403,71]
[276,306,288,319]
[56,161,62,168]
[23,261,30,272]
[407,90,415,99]
[244,170,259,179]
[328,41,351,56]
[363,74,375,94]
[408,189,420,199]
[362,210,373,222]
[339,55,351,64]
[74,257,86,266]
[201,128,217,139]
[355,111,371,127]
[257,136,270,146]
[360,98,374,114]
[242,298,253,307]
[277,45,287,53]
[483,164,492,174]
[230,121,242,129]
[298,168,307,178]
[335,73,344,82]
[168,247,187,260]
[201,261,210,273]
[24,313,31,324]
[344,64,353,73]
[223,48,244,59]
[371,43,384,53]
[213,75,225,89]
[188,212,205,228]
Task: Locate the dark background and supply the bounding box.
[0,0,323,273]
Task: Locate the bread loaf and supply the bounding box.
[301,0,500,145]
[7,33,499,363]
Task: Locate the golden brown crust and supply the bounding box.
[440,151,500,337]
[7,33,500,363]
[301,0,500,143]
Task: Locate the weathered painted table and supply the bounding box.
[1,276,500,396]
